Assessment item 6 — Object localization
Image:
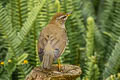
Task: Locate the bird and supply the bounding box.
[38,12,71,70]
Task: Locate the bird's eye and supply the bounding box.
[62,16,66,19]
[57,15,67,20]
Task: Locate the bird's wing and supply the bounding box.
[48,26,67,60]
[38,27,49,61]
[38,24,67,61]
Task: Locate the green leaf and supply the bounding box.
[17,0,46,45]
[83,56,100,80]
[86,17,95,57]
[103,38,120,79]
[17,53,28,65]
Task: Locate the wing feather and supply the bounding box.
[38,24,67,61]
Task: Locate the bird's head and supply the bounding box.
[50,12,71,25]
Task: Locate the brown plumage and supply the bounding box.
[50,13,65,23]
[38,12,71,69]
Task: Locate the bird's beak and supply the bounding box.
[66,11,72,17]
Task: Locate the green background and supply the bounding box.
[0,0,120,80]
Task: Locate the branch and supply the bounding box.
[26,64,82,80]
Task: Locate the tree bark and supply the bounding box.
[26,64,82,80]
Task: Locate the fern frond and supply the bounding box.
[106,73,120,80]
[97,0,114,28]
[101,1,120,61]
[0,3,19,56]
[18,0,46,45]
[12,64,33,80]
[83,56,100,80]
[10,0,28,31]
[0,70,10,80]
[103,37,120,79]
[81,0,95,21]
[86,17,95,57]
[0,32,8,61]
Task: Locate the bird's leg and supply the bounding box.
[57,58,61,71]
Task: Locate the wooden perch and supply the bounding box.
[26,64,82,80]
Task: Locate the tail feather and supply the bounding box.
[42,41,54,69]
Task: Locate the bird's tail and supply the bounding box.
[42,41,54,69]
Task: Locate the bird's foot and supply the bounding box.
[57,58,62,71]
[58,63,62,71]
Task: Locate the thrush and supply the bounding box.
[38,12,71,70]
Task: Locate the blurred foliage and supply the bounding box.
[0,0,120,80]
